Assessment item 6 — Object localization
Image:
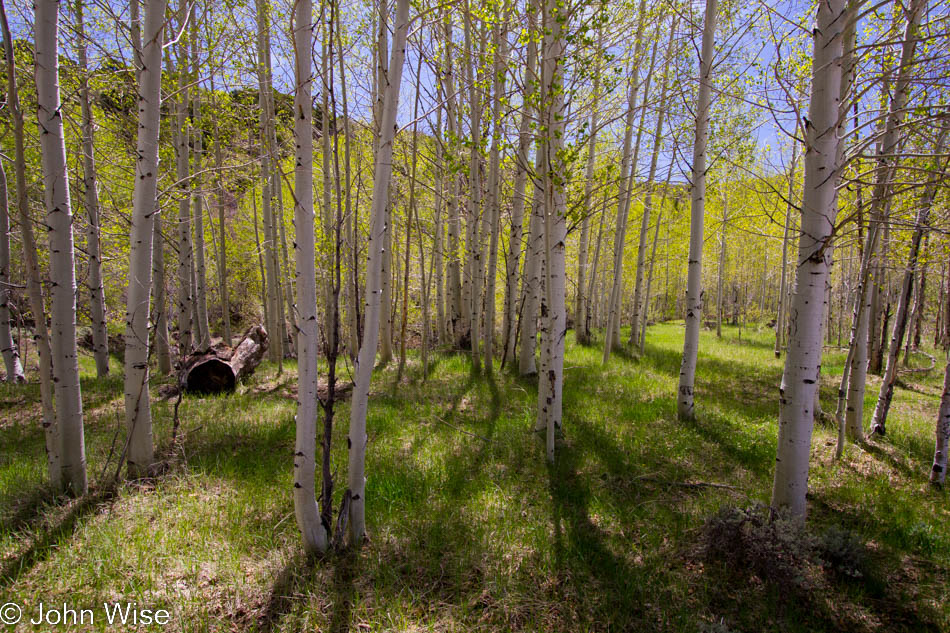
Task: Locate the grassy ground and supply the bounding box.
[1,323,948,632]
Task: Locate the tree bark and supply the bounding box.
[348,0,410,545]
[870,124,946,436]
[0,160,24,383]
[0,0,59,484]
[770,0,846,520]
[930,359,950,485]
[35,0,88,495]
[291,0,329,554]
[191,14,211,351]
[536,0,568,462]
[677,0,718,421]
[74,0,109,377]
[121,0,166,479]
[503,13,537,365]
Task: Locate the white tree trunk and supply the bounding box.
[630,19,676,349]
[870,124,946,435]
[255,0,282,364]
[174,28,194,358]
[75,0,109,377]
[503,15,537,365]
[930,359,950,485]
[35,0,87,495]
[191,16,211,351]
[575,28,600,346]
[348,0,410,545]
[464,11,484,370]
[677,0,718,421]
[122,0,166,479]
[774,145,799,357]
[482,18,508,373]
[291,0,329,554]
[770,0,846,519]
[519,148,545,376]
[0,1,59,483]
[0,160,24,383]
[536,0,568,462]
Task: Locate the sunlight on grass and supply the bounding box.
[2,323,948,631]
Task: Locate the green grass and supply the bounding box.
[1,323,948,632]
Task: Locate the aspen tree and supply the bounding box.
[443,13,464,346]
[870,125,947,436]
[291,0,329,554]
[174,8,194,358]
[842,0,925,436]
[630,15,677,349]
[348,0,410,544]
[483,16,509,373]
[931,359,950,485]
[463,6,484,369]
[136,0,171,375]
[35,0,87,494]
[503,23,538,365]
[255,0,283,364]
[75,0,108,377]
[122,0,167,479]
[575,27,601,346]
[0,0,58,483]
[677,0,718,421]
[536,0,568,462]
[602,0,647,362]
[774,145,798,358]
[771,0,846,519]
[0,160,23,383]
[192,12,211,350]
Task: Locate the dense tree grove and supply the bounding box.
[2,0,950,584]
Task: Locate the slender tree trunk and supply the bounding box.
[770,0,846,520]
[74,0,109,377]
[443,14,463,347]
[122,0,166,479]
[870,125,946,436]
[191,15,211,350]
[575,29,602,346]
[603,0,649,362]
[536,0,568,462]
[291,0,329,554]
[0,0,58,483]
[716,194,728,339]
[348,0,409,545]
[208,75,231,344]
[174,25,194,358]
[134,0,170,375]
[464,10,484,370]
[677,0,718,421]
[256,0,282,365]
[503,15,537,365]
[930,359,950,485]
[0,161,24,383]
[35,0,88,495]
[482,18,508,373]
[845,0,926,417]
[397,50,424,383]
[630,16,676,348]
[640,162,675,353]
[775,145,799,357]
[519,148,544,376]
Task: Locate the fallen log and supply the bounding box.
[180,325,268,394]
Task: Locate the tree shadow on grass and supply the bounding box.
[0,486,117,590]
[546,435,651,630]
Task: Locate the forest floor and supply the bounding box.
[1,323,949,632]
